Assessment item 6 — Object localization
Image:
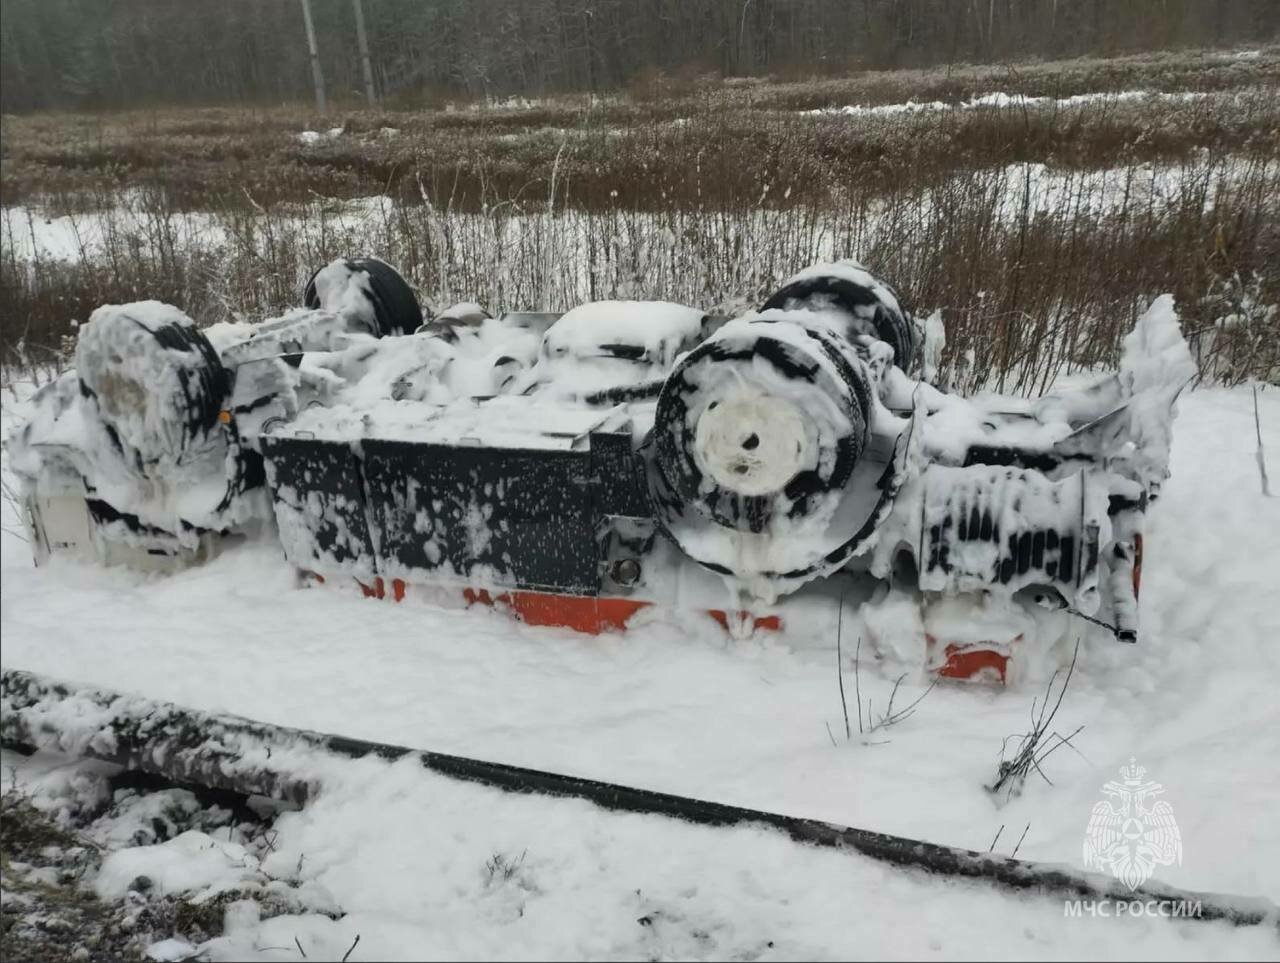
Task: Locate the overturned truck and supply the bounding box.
[9,258,1195,683]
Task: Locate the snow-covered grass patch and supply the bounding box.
[95,831,262,901]
[801,87,1216,117]
[297,127,345,146]
[5,146,1277,391]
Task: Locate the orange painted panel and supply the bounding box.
[461,586,648,634]
[506,591,648,634]
[356,577,384,600]
[707,609,782,633]
[938,643,1009,683]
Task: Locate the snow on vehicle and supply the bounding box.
[7,257,1196,683]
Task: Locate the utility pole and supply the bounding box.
[352,0,377,107]
[300,0,326,113]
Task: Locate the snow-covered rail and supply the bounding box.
[2,668,1274,928]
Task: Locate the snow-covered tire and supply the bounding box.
[75,302,229,473]
[761,263,918,371]
[651,315,872,539]
[303,257,423,337]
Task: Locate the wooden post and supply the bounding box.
[352,0,377,107]
[300,0,326,113]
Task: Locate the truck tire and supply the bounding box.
[651,316,872,539]
[75,303,229,473]
[762,264,918,371]
[303,257,423,337]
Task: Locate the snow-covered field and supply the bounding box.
[3,379,1279,959]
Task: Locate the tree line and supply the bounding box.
[0,0,1274,113]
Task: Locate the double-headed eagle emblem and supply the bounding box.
[1083,758,1183,890]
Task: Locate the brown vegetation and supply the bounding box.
[4,46,1277,213]
[2,48,1277,391]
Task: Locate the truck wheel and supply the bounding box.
[651,316,871,539]
[75,303,229,473]
[303,257,423,337]
[762,263,918,371]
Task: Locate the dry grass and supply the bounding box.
[3,45,1276,213]
[2,46,1277,390]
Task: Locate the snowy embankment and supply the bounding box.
[2,383,1278,959]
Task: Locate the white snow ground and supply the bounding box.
[2,382,1279,959]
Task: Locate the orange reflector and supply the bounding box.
[218,410,232,424]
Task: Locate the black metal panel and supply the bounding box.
[962,445,1061,473]
[361,439,601,594]
[588,431,651,518]
[260,436,376,573]
[261,427,658,594]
